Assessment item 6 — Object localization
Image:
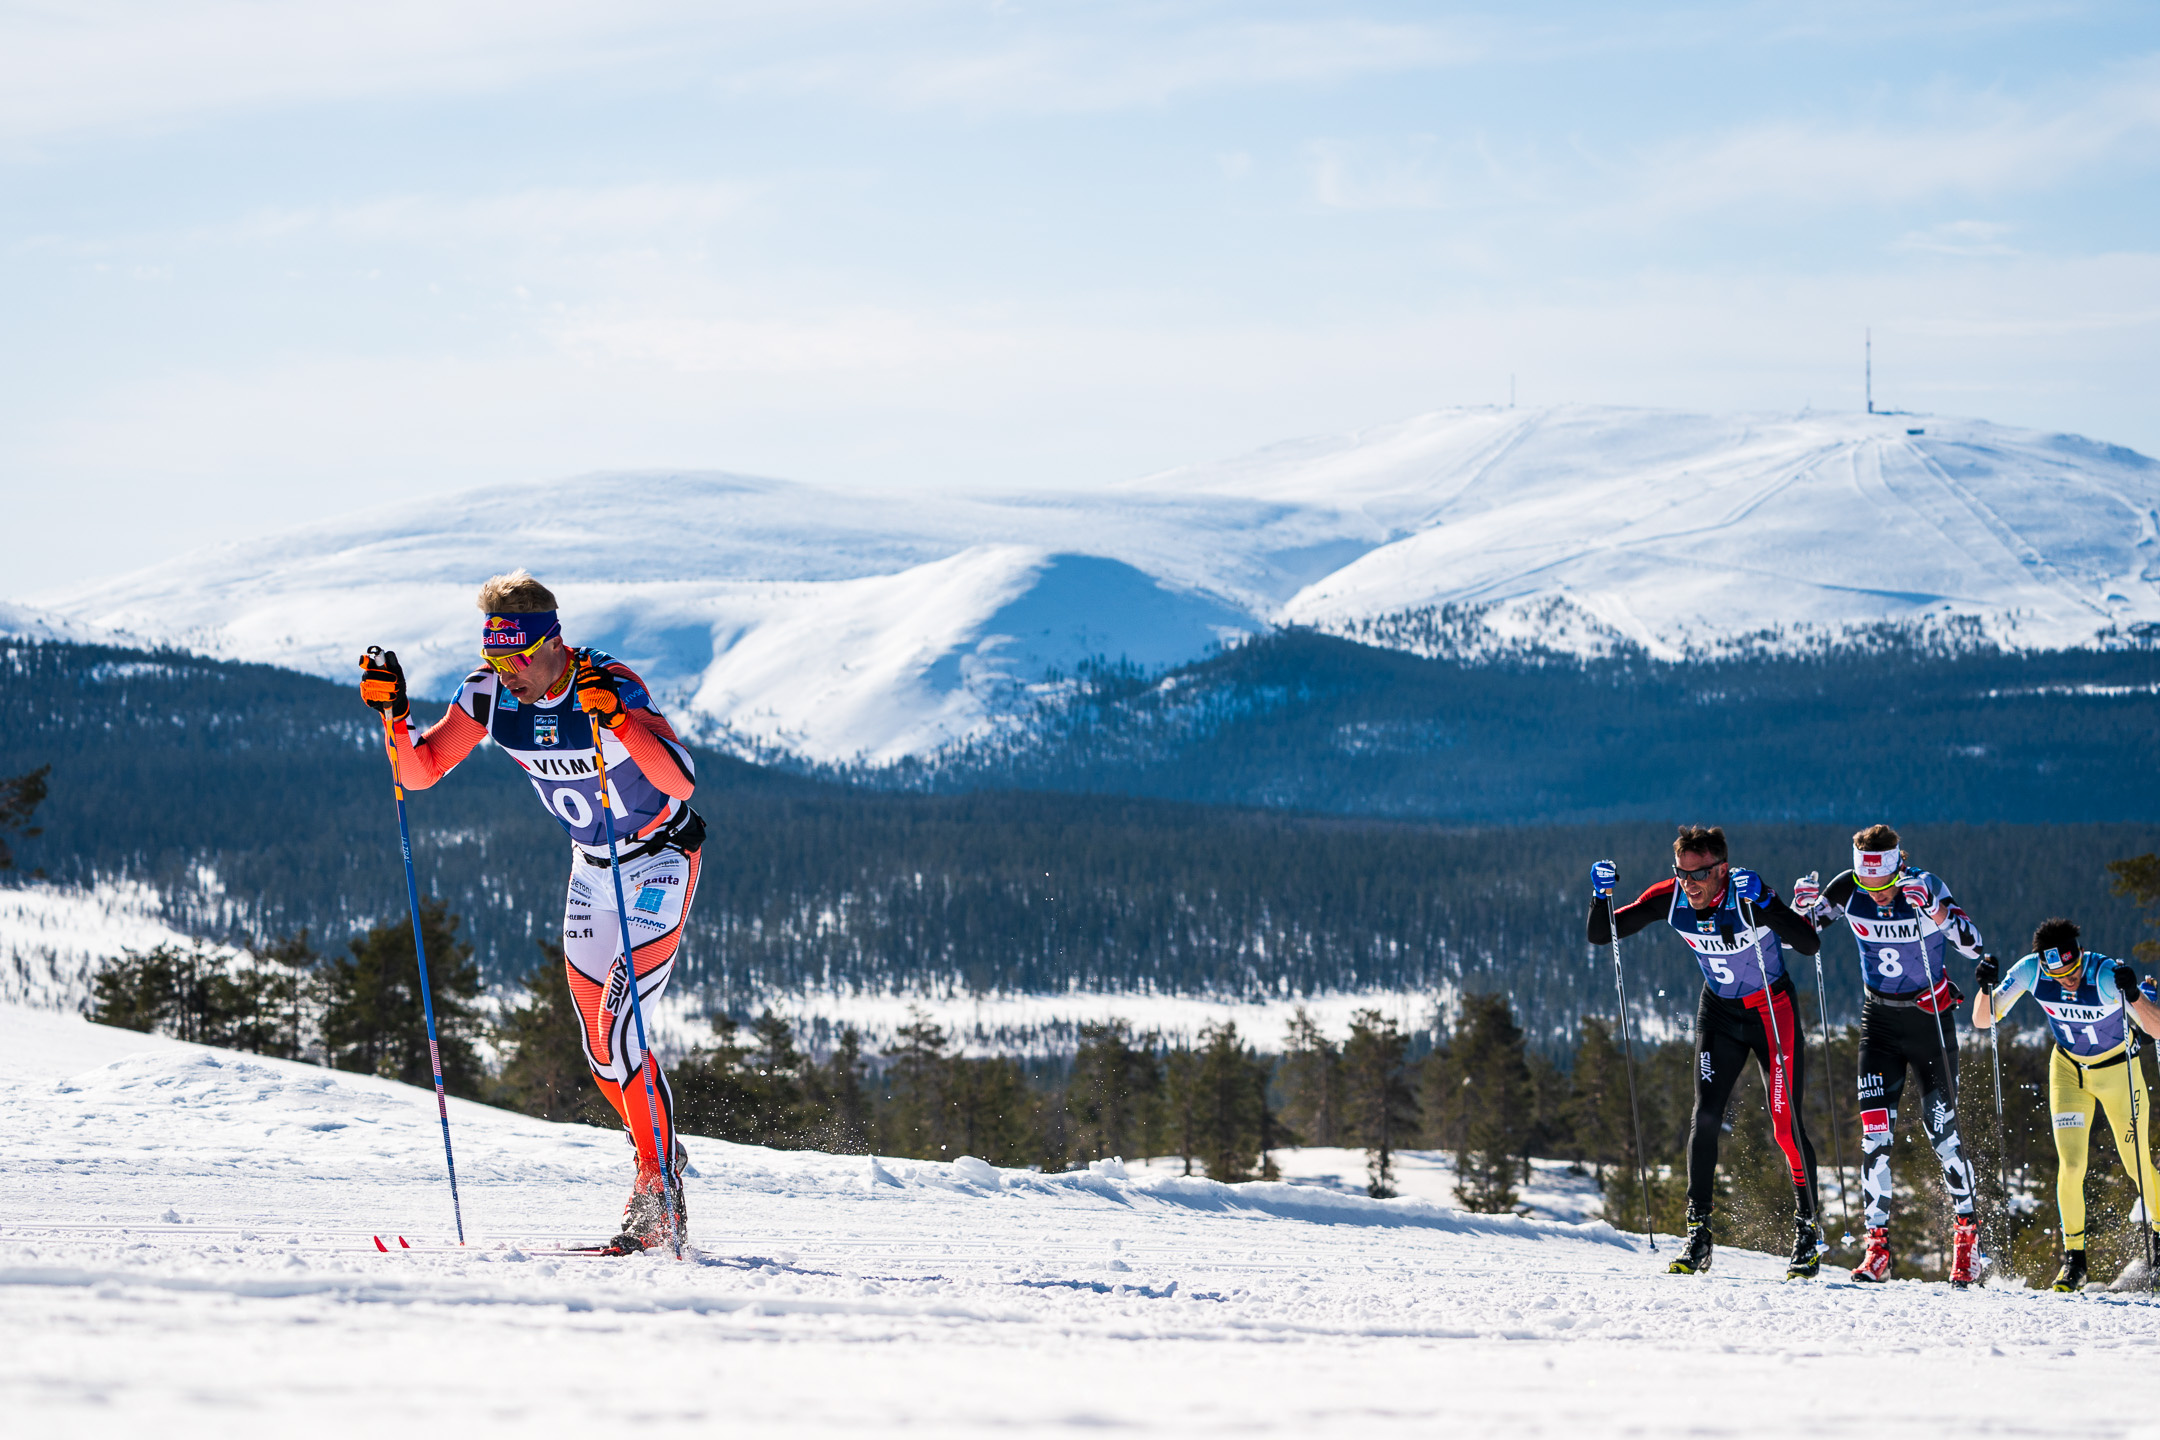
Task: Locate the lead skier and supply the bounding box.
[1974,917,2160,1291]
[1792,824,1985,1286]
[358,570,703,1253]
[1588,825,1825,1279]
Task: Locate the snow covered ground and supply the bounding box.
[6,1003,2159,1439]
[19,405,2160,762]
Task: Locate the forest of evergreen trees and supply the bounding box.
[81,853,2160,1291]
[8,639,2160,1047]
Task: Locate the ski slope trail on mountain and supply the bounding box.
[1,1005,2153,1438]
[23,406,2160,762]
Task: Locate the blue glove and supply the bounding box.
[1729,867,1766,904]
[1591,860,1616,898]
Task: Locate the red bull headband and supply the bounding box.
[1853,846,1902,888]
[481,610,560,652]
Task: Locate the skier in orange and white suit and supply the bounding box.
[360,569,701,1252]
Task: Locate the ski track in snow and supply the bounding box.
[2,1006,2156,1437]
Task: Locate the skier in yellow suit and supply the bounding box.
[1973,916,2160,1291]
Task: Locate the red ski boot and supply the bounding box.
[1851,1226,1892,1283]
[1950,1215,1980,1289]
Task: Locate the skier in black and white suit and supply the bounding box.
[1795,822,1985,1286]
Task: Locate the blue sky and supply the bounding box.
[7,1,2159,596]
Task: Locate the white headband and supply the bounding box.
[1853,846,1902,882]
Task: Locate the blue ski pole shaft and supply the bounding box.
[1988,1013,2009,1261]
[2120,986,2155,1297]
[584,680,683,1260]
[371,695,467,1245]
[1811,947,1854,1238]
[1740,892,1812,1239]
[1604,912,1657,1251]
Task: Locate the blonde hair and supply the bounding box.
[476,570,558,614]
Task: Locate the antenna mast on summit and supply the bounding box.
[1865,328,1873,414]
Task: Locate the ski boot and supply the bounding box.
[2051,1249,2088,1293]
[1667,1214,1713,1275]
[1851,1226,1892,1284]
[1949,1215,1980,1290]
[1785,1216,1824,1281]
[606,1141,690,1255]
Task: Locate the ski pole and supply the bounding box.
[1606,910,1658,1252]
[1908,889,1970,1254]
[1987,984,2009,1266]
[1810,940,1855,1242]
[1740,887,1815,1256]
[2118,976,2155,1298]
[366,654,467,1246]
[583,655,684,1260]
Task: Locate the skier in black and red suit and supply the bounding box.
[1587,824,1825,1278]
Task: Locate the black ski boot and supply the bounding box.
[2052,1249,2088,1293]
[1786,1216,1824,1281]
[1667,1214,1714,1275]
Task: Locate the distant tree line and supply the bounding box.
[85,876,2160,1291]
[13,642,2160,1050]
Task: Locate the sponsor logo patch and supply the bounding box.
[1861,1108,1892,1138]
[534,713,559,747]
[2055,1113,2087,1129]
[1699,1051,1714,1081]
[633,886,667,914]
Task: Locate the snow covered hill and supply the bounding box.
[5,1003,2159,1439]
[23,406,2160,761]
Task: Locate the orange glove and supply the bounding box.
[358,648,409,722]
[575,652,626,729]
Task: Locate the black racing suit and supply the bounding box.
[1591,881,1823,1224]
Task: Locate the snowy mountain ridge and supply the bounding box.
[23,404,2160,762]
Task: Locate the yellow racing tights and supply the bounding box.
[2050,1043,2160,1249]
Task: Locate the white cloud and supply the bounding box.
[1894,219,2020,257]
[0,2,1482,141]
[737,18,1482,114]
[0,0,813,142]
[1609,58,2160,223]
[214,181,765,248]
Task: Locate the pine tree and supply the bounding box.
[672,1013,758,1142]
[950,1056,1036,1166]
[881,1008,954,1158]
[0,763,47,871]
[318,897,487,1097]
[1278,1006,1343,1148]
[1192,1021,1265,1183]
[1342,1008,1418,1198]
[493,944,610,1125]
[250,928,322,1062]
[1164,1045,1202,1175]
[2110,853,2160,965]
[1447,993,1533,1213]
[806,1026,873,1154]
[1570,1016,1636,1190]
[1065,1020,1164,1164]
